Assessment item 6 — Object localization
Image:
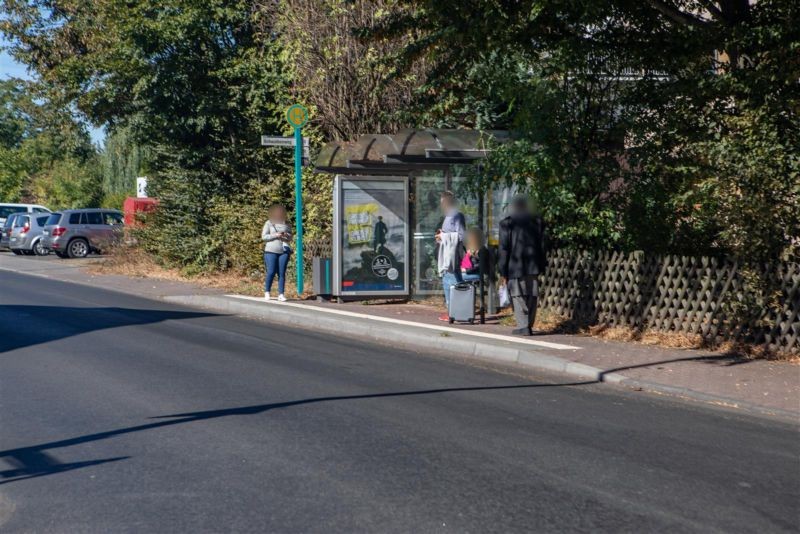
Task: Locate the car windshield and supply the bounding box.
[45,213,61,226]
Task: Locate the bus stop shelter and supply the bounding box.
[314,128,513,304]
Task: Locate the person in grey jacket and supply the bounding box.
[435,190,466,320]
[261,204,292,301]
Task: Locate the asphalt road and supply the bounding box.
[0,270,798,533]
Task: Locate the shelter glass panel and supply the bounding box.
[450,164,481,231]
[413,170,447,295]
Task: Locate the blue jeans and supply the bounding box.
[264,252,290,294]
[461,273,480,283]
[442,271,463,306]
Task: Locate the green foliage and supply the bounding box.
[0,78,103,207]
[0,146,26,201]
[301,170,334,241]
[101,127,149,197]
[3,0,296,271]
[138,160,224,273]
[29,156,104,209]
[694,110,800,262]
[0,79,29,149]
[386,0,799,261]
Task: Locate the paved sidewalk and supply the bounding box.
[2,252,798,419]
[303,299,800,415]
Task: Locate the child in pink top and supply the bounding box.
[460,228,484,282]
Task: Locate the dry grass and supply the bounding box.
[587,324,704,350]
[535,309,797,362]
[91,246,184,281]
[88,245,307,299]
[498,314,516,327]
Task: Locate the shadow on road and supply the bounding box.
[0,305,220,354]
[599,353,753,378]
[0,381,595,484]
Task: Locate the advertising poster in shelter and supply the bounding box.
[339,178,408,294]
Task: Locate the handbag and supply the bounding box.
[498,284,511,308]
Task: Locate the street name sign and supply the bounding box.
[261,135,294,147]
[261,135,310,158]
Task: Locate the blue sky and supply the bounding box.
[0,46,30,79]
[1,35,106,145]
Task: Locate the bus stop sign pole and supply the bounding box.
[286,104,309,295]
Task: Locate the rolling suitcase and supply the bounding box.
[448,282,476,324]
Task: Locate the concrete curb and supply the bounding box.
[164,293,603,372]
[163,294,799,421]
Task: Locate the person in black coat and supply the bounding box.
[498,196,546,336]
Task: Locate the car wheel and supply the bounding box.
[67,238,90,259]
[33,239,47,256]
[11,249,22,255]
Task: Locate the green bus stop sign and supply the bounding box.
[286,104,308,294]
[286,104,308,129]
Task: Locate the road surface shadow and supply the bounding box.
[0,305,220,354]
[599,353,753,378]
[0,381,595,484]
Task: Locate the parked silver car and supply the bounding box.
[9,213,51,256]
[0,213,22,251]
[42,209,125,258]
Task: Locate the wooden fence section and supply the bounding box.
[304,238,333,260]
[539,250,800,355]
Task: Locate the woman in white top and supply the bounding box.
[261,204,292,301]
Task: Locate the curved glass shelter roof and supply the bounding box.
[315,129,509,174]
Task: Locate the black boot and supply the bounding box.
[511,327,532,336]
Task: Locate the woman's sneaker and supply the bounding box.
[264,292,271,301]
[277,294,287,302]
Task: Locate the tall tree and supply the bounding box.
[0,77,101,206]
[3,0,295,268]
[374,0,799,259]
[270,0,429,140]
[101,126,149,197]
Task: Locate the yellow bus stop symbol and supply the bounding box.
[286,104,308,129]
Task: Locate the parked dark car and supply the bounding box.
[41,209,125,258]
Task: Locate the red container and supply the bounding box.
[123,197,159,226]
